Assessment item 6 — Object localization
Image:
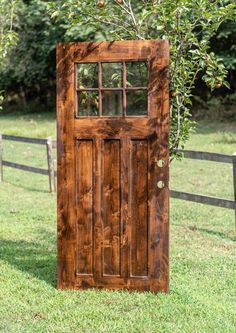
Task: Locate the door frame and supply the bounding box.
[57,40,170,292]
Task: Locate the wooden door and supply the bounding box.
[57,40,169,293]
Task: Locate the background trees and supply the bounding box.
[0,0,21,108]
[0,0,66,112]
[0,0,19,70]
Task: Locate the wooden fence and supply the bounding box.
[170,149,236,223]
[0,134,57,193]
[0,134,236,221]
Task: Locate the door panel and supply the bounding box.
[75,140,93,276]
[57,40,169,293]
[130,140,148,277]
[102,139,121,276]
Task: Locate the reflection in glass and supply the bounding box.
[126,62,148,87]
[102,90,123,116]
[126,90,147,115]
[77,63,98,88]
[78,91,99,116]
[102,63,122,88]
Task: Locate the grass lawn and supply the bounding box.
[0,112,235,333]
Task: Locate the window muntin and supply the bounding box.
[76,61,148,117]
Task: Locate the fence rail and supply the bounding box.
[0,134,56,192]
[170,190,235,210]
[2,134,57,148]
[175,149,234,164]
[0,134,235,223]
[2,160,49,175]
[171,149,236,224]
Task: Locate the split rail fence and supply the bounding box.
[0,134,235,221]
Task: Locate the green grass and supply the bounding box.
[0,112,235,333]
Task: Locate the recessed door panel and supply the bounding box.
[103,140,121,276]
[76,140,93,275]
[130,140,148,277]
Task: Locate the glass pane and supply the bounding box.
[102,90,123,116]
[126,62,148,87]
[78,91,99,116]
[102,63,122,88]
[77,63,98,88]
[126,90,147,116]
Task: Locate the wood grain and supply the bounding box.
[76,140,93,275]
[130,140,148,277]
[103,140,121,276]
[57,43,77,289]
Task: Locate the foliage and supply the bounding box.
[0,0,19,69]
[0,0,66,111]
[0,113,235,332]
[192,19,236,110]
[213,20,236,71]
[193,92,236,121]
[0,0,20,109]
[49,0,236,154]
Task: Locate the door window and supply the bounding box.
[76,61,148,117]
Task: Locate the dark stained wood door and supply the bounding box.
[57,40,169,293]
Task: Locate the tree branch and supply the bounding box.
[112,0,145,39]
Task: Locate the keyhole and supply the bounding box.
[157,180,165,189]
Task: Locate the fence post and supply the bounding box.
[0,134,3,182]
[46,137,56,193]
[233,152,236,228]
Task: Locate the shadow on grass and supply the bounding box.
[189,226,236,242]
[0,231,57,287]
[4,179,51,194]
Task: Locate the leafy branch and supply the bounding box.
[49,0,236,156]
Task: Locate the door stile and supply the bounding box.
[57,43,77,289]
[151,54,169,292]
[148,132,162,290]
[157,56,169,292]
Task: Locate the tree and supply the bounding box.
[0,0,20,108]
[49,0,236,155]
[212,20,236,90]
[0,0,66,111]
